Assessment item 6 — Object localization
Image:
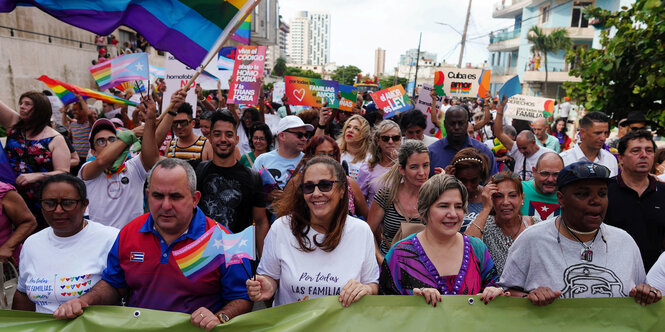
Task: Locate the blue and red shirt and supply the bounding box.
[102,207,250,313]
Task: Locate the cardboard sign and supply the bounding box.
[284,76,339,107]
[370,84,413,118]
[229,46,267,105]
[414,84,443,134]
[504,94,555,121]
[272,82,285,104]
[164,53,197,116]
[337,84,358,112]
[438,68,483,98]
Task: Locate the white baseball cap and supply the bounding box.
[276,115,314,135]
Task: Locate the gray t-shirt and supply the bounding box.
[499,218,646,298]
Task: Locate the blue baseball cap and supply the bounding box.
[557,161,611,190]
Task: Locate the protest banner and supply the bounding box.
[337,84,358,112]
[504,94,555,121]
[284,76,339,107]
[477,69,491,98]
[370,85,413,118]
[2,296,664,332]
[272,82,285,104]
[414,84,443,135]
[164,53,198,116]
[439,68,484,98]
[228,45,267,105]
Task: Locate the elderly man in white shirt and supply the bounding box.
[560,111,618,176]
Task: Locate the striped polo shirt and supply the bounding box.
[166,135,206,160]
[70,121,91,158]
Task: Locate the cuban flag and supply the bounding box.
[130,252,144,262]
[529,201,560,220]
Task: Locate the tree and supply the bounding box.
[379,76,408,89]
[273,57,287,77]
[564,0,665,124]
[331,65,362,85]
[526,26,571,96]
[284,66,322,79]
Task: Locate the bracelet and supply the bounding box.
[470,222,484,235]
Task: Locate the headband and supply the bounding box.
[453,157,482,166]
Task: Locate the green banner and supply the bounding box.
[2,295,665,331]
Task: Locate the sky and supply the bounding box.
[279,0,512,75]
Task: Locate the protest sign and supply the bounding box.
[504,94,555,121]
[164,53,197,116]
[414,84,443,134]
[228,46,267,105]
[371,85,413,118]
[477,69,491,98]
[272,82,285,104]
[337,84,358,112]
[433,71,445,96]
[439,68,483,98]
[284,76,339,107]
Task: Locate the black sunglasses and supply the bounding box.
[301,180,341,194]
[380,135,401,143]
[284,130,308,139]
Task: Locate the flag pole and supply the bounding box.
[183,0,260,92]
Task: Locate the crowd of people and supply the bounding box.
[2,79,665,329]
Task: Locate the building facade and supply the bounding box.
[399,49,438,66]
[288,10,330,66]
[374,48,386,76]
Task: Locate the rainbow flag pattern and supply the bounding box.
[172,223,230,281]
[89,53,149,90]
[0,0,256,68]
[450,82,472,95]
[37,75,138,106]
[231,14,251,44]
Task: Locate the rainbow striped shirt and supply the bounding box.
[70,121,91,158]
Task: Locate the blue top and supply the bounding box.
[428,136,498,177]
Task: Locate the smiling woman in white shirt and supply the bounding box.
[247,157,379,307]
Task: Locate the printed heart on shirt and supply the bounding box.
[87,280,92,285]
[78,291,83,295]
[83,289,90,293]
[60,278,65,282]
[61,293,66,296]
[75,284,81,288]
[80,275,85,280]
[74,276,79,281]
[60,285,65,289]
[67,292,72,296]
[66,278,70,281]
[86,274,91,279]
[66,285,70,289]
[293,88,306,102]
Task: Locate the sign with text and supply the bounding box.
[370,84,413,119]
[415,84,443,134]
[284,76,339,107]
[229,45,266,105]
[504,94,555,121]
[337,84,358,112]
[440,68,483,98]
[272,82,285,104]
[164,53,197,116]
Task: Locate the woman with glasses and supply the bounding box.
[465,171,536,275]
[0,92,71,228]
[12,174,118,313]
[444,148,490,233]
[368,140,429,263]
[338,115,371,181]
[247,157,379,306]
[240,123,272,168]
[357,120,402,207]
[380,174,505,306]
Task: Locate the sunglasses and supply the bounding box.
[95,136,117,147]
[301,180,341,194]
[284,130,308,139]
[629,126,646,131]
[40,199,82,212]
[380,135,401,143]
[490,172,520,182]
[172,119,191,128]
[568,163,611,179]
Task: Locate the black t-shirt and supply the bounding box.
[190,160,265,233]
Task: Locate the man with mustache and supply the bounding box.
[520,152,564,221]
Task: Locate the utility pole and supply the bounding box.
[413,32,422,99]
[458,0,472,68]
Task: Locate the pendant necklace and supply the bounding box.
[561,218,598,262]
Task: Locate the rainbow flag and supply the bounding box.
[0,0,258,68]
[37,75,138,106]
[231,14,251,45]
[89,53,149,90]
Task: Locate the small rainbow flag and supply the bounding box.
[89,53,149,90]
[231,14,251,45]
[37,75,138,106]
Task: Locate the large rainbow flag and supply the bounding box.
[37,75,138,106]
[0,0,257,68]
[89,53,149,90]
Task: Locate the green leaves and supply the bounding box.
[645,0,661,9]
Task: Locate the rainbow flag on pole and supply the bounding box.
[0,0,258,68]
[37,75,138,106]
[89,53,149,90]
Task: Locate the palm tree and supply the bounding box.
[527,26,572,96]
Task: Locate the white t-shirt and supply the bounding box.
[340,152,370,181]
[48,96,64,126]
[237,124,252,155]
[422,135,438,147]
[508,144,555,180]
[257,215,380,306]
[79,155,148,229]
[17,220,119,313]
[647,252,665,292]
[559,102,571,118]
[560,144,619,177]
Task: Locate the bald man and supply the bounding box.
[532,118,560,152]
[521,152,564,221]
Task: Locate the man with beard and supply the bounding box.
[189,110,269,255]
[520,152,564,221]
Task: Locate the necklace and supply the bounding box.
[561,217,598,262]
[502,217,523,247]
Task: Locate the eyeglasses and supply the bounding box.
[316,152,336,157]
[629,126,646,131]
[40,199,82,212]
[537,171,560,178]
[284,130,308,139]
[568,163,611,179]
[301,180,341,194]
[95,136,117,147]
[172,119,191,128]
[252,136,267,142]
[380,135,401,143]
[490,172,520,182]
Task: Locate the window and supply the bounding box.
[571,1,593,28]
[540,5,550,25]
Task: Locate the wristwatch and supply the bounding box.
[216,312,230,324]
[317,123,327,129]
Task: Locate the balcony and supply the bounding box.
[488,28,520,52]
[541,27,595,41]
[523,70,581,83]
[493,0,529,19]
